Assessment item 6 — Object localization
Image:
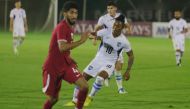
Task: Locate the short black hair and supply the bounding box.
[107,1,117,7]
[15,0,21,3]
[63,1,78,12]
[115,14,125,24]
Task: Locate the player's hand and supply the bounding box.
[123,71,130,81]
[80,32,90,43]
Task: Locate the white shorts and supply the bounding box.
[172,35,185,52]
[13,27,25,37]
[83,58,115,78]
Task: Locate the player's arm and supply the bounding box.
[58,32,89,52]
[9,17,13,32]
[168,28,172,39]
[92,25,104,45]
[24,18,28,32]
[124,23,132,35]
[123,50,134,81]
[181,28,188,34]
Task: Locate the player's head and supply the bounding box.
[62,1,78,25]
[113,14,125,36]
[174,10,182,20]
[15,0,21,8]
[107,1,117,17]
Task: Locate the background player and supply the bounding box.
[42,1,90,109]
[168,10,188,66]
[65,14,134,107]
[10,0,28,55]
[93,1,131,93]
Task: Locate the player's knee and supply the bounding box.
[48,96,58,104]
[95,76,104,85]
[115,62,122,71]
[79,80,89,91]
[98,71,109,79]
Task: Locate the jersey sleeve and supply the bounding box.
[10,10,14,18]
[22,9,26,18]
[97,29,106,38]
[57,25,67,42]
[97,16,104,26]
[123,39,132,52]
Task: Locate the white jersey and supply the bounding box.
[10,8,26,29]
[83,29,131,77]
[96,29,131,62]
[98,13,128,29]
[168,18,187,37]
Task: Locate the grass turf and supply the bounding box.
[0,32,190,109]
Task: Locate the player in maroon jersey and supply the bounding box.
[42,1,89,109]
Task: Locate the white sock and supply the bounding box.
[72,86,79,103]
[176,51,181,64]
[114,70,123,90]
[89,76,104,98]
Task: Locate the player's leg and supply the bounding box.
[179,37,185,64]
[74,76,89,109]
[69,73,92,105]
[18,37,25,46]
[43,96,58,109]
[42,70,61,109]
[88,63,114,99]
[172,38,181,66]
[115,60,127,94]
[12,29,20,55]
[88,71,108,98]
[63,66,89,109]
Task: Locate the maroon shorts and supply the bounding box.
[42,65,82,98]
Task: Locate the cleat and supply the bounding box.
[118,88,128,94]
[84,96,93,106]
[64,101,76,107]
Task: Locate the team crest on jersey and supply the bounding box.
[88,65,93,70]
[117,42,122,47]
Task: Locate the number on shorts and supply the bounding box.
[106,65,112,68]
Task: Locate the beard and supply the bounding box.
[67,18,76,25]
[175,17,180,20]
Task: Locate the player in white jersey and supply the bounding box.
[168,10,188,66]
[65,14,134,107]
[9,0,28,55]
[93,1,131,94]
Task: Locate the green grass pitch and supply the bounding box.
[0,32,190,109]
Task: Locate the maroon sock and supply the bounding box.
[76,88,88,109]
[43,100,52,109]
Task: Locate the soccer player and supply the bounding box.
[42,1,90,109]
[10,0,28,55]
[93,1,131,93]
[65,14,134,107]
[168,10,188,66]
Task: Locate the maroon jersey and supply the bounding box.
[43,20,75,73]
